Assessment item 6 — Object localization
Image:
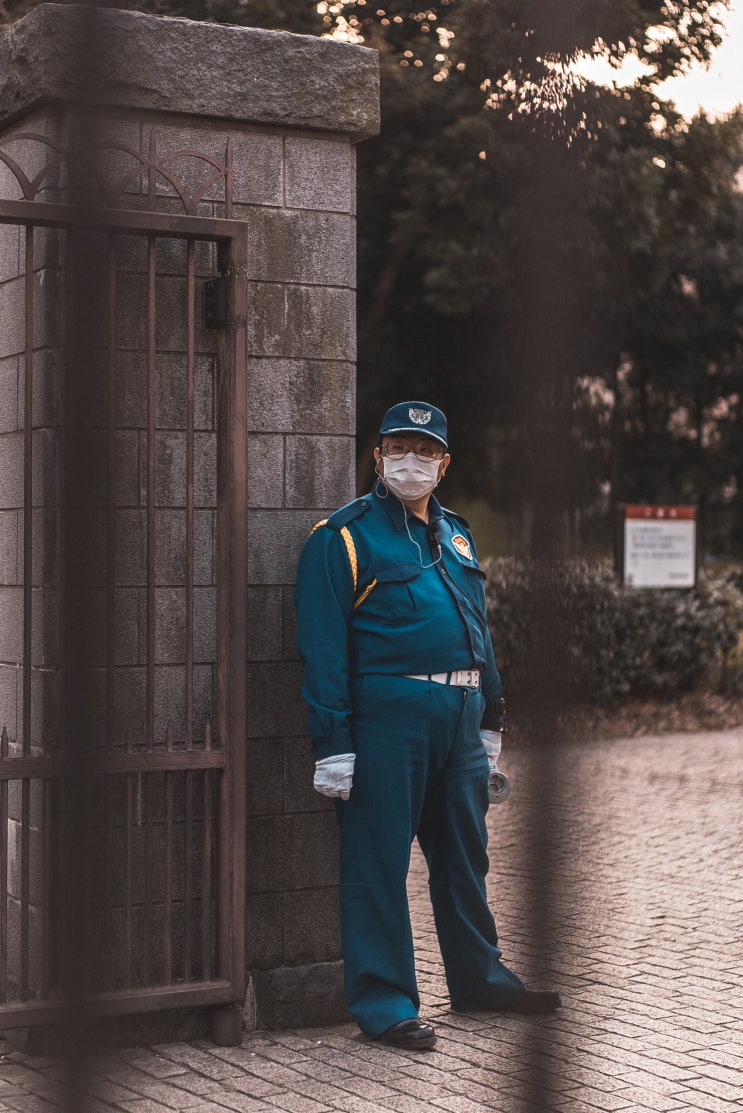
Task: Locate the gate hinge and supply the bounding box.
[204,276,229,328]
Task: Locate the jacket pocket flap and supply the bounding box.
[372,562,422,584]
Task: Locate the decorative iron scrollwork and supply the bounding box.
[0,130,233,216]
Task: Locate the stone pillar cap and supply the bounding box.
[0,3,380,141]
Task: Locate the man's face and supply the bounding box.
[374,433,450,479]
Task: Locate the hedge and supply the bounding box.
[482,558,743,704]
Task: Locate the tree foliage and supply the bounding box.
[4,0,742,556]
[0,0,325,31]
[331,1,743,558]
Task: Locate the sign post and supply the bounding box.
[619,505,697,588]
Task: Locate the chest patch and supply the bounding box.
[451,534,473,561]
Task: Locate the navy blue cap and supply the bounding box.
[379,401,448,449]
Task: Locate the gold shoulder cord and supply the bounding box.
[310,520,377,610]
[353,578,378,610]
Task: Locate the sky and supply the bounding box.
[575,0,743,118]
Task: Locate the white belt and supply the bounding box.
[404,670,480,689]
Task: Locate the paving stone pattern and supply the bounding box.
[1,727,741,1112]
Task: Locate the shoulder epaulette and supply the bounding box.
[441,506,470,530]
[326,496,373,532]
[308,497,374,606]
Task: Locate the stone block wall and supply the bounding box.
[0,4,379,1033]
[239,132,358,1025]
[130,114,363,1022]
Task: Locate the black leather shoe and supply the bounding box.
[377,1018,437,1050]
[496,989,562,1014]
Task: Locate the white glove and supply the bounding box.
[481,730,510,805]
[313,753,356,800]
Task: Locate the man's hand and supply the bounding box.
[314,753,356,800]
[481,730,511,804]
[480,729,503,769]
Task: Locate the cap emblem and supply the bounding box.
[409,408,432,425]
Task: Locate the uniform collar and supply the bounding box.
[372,484,444,532]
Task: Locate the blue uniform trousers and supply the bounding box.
[335,674,524,1038]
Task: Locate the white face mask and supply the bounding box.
[379,454,442,501]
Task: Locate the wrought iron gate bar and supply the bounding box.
[146,234,157,757]
[203,762,213,979]
[22,229,33,767]
[0,200,239,239]
[144,765,153,982]
[0,752,226,779]
[107,234,117,754]
[42,780,53,998]
[0,729,6,1002]
[164,764,173,983]
[217,224,248,999]
[186,240,196,752]
[184,770,193,981]
[0,979,234,1027]
[125,772,133,988]
[20,777,30,1000]
[104,777,114,990]
[20,225,35,1006]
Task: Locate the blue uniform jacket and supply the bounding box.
[295,486,505,760]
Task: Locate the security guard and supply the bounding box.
[295,402,560,1050]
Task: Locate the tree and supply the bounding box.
[5,0,741,556]
[0,0,325,31]
[329,1,742,558]
[599,111,743,555]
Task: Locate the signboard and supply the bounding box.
[621,505,697,589]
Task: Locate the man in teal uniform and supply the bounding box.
[295,401,560,1050]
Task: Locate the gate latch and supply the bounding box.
[204,276,229,328]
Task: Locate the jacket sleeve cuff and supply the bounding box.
[312,733,355,761]
[481,707,505,733]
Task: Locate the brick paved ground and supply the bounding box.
[1,727,741,1112]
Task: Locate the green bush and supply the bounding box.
[482,557,743,704]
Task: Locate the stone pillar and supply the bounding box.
[0,3,379,1034]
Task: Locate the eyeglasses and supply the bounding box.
[381,441,445,462]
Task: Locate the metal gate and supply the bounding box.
[0,130,247,1039]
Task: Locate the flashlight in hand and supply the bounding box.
[481,729,511,805]
[488,768,511,805]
